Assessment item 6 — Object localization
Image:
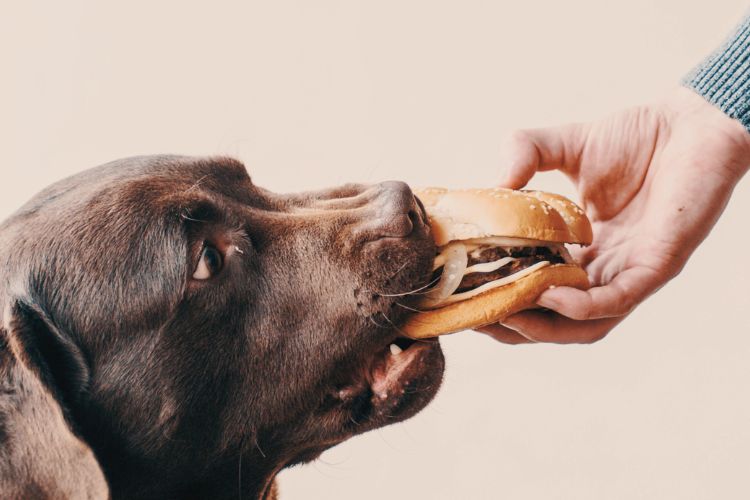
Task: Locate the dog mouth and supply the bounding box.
[368,336,436,401]
[326,333,443,433]
[323,211,443,434]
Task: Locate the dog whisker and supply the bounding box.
[180,209,207,223]
[311,460,344,480]
[394,302,425,313]
[404,385,434,395]
[378,311,437,344]
[238,444,243,500]
[363,274,441,297]
[185,174,208,193]
[387,261,410,279]
[366,314,390,330]
[374,427,402,452]
[378,311,413,337]
[316,455,348,467]
[253,437,267,459]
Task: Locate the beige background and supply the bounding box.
[2,1,750,499]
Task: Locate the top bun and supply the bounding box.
[415,187,592,247]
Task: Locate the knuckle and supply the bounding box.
[506,130,539,161]
[568,306,593,321]
[617,295,638,316]
[566,296,595,321]
[508,129,530,144]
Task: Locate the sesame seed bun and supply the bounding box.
[400,187,592,339]
[415,187,592,247]
[521,190,593,244]
[400,264,589,338]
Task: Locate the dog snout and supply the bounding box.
[292,180,428,243]
[377,181,415,212]
[367,181,426,239]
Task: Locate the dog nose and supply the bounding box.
[378,181,415,212]
[369,181,425,239]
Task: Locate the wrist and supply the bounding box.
[666,87,750,180]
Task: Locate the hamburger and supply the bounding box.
[401,187,592,339]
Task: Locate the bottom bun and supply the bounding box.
[400,264,590,339]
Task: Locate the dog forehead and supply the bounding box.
[90,162,261,247]
[94,155,254,203]
[0,156,261,294]
[13,156,255,224]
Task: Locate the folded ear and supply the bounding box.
[0,301,108,499]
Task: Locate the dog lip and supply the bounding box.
[368,337,438,402]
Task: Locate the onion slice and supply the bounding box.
[427,261,551,308]
[464,257,515,275]
[419,243,467,308]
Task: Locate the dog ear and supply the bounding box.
[0,301,109,499]
[6,300,92,411]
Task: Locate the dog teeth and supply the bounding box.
[389,343,403,355]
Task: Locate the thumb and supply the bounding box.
[499,124,588,189]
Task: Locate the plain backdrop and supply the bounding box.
[2,2,750,499]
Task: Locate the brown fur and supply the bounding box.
[0,155,444,499]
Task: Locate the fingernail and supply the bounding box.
[502,317,521,330]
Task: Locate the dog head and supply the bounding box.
[0,155,444,498]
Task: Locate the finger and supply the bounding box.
[536,266,659,320]
[567,243,593,267]
[502,309,621,344]
[499,124,589,189]
[475,324,536,344]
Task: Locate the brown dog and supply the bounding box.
[0,156,444,499]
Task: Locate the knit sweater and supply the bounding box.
[684,14,750,131]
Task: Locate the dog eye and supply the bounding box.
[193,245,224,280]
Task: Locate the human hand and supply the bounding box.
[479,87,750,344]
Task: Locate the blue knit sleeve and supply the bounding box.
[683,14,750,132]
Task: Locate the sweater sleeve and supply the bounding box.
[683,13,750,132]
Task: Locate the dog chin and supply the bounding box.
[364,336,444,424]
[321,334,444,439]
